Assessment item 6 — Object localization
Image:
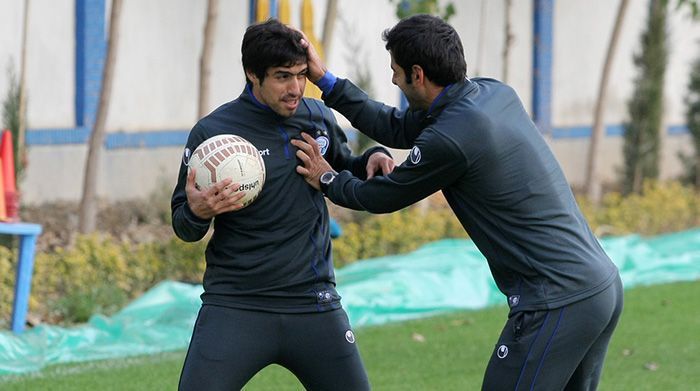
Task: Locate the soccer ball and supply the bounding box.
[187,134,266,208]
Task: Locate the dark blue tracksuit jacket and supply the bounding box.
[171,85,385,313]
[321,77,619,314]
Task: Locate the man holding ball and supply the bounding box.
[171,19,392,390]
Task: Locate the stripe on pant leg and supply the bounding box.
[513,312,550,391]
[529,308,565,390]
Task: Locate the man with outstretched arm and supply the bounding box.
[292,15,623,391]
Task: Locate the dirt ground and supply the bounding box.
[19,199,173,252]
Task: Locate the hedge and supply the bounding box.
[2,180,699,325]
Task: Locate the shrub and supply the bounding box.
[578,180,700,236]
[22,234,205,324]
[680,42,700,188]
[0,245,16,328]
[3,181,700,326]
[53,284,128,324]
[621,0,668,194]
[332,197,464,267]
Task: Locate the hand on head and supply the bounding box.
[185,169,247,219]
[295,29,327,83]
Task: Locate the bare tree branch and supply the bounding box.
[79,0,123,233]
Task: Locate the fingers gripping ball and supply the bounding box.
[188,134,266,208]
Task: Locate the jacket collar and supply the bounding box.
[425,78,477,117]
[240,83,284,120]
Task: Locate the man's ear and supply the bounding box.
[411,65,424,85]
[245,70,259,86]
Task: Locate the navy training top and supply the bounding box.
[171,85,388,313]
[322,77,619,314]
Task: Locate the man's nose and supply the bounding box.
[289,77,303,95]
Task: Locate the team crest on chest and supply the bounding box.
[316,136,330,155]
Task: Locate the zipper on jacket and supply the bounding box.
[277,125,291,159]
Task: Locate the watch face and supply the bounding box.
[321,171,335,184]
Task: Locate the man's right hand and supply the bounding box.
[185,168,247,219]
[298,31,327,83]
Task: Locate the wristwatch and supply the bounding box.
[319,170,338,193]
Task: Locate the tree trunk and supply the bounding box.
[321,0,338,57]
[502,0,513,83]
[198,0,218,119]
[79,0,123,233]
[474,0,487,76]
[633,155,643,193]
[18,0,30,180]
[585,0,629,204]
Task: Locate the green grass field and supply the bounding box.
[1,280,698,390]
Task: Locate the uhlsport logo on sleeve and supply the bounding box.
[497,344,509,359]
[345,330,356,344]
[409,146,422,164]
[182,147,191,165]
[508,295,520,308]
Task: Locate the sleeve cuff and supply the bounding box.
[184,202,212,225]
[365,145,392,159]
[316,71,337,96]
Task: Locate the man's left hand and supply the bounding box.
[366,152,395,179]
[296,30,327,83]
[292,132,333,191]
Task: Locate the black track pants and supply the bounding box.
[178,305,370,391]
[482,274,624,391]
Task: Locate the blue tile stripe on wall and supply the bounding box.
[23,126,689,150]
[25,128,189,150]
[23,0,691,150]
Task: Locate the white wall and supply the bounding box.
[1,0,75,128]
[0,0,23,103]
[2,0,700,203]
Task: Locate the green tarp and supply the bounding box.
[2,229,700,374]
[0,281,201,374]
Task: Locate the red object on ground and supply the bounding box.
[1,130,18,220]
[0,156,6,221]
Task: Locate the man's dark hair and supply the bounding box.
[382,14,467,86]
[241,19,306,84]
